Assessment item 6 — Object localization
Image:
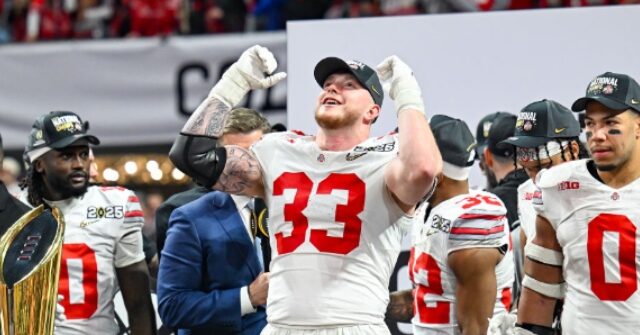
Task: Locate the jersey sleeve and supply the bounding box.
[115,190,146,268]
[532,165,573,230]
[517,181,538,239]
[447,193,509,253]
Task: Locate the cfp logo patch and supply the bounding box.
[87,206,124,219]
[430,214,451,234]
[353,142,395,153]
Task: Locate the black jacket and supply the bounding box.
[489,169,528,231]
[0,182,30,237]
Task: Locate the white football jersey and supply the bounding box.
[21,186,145,334]
[533,159,640,334]
[517,179,538,241]
[409,190,513,335]
[251,132,409,327]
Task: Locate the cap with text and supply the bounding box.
[24,111,100,163]
[475,111,510,159]
[499,99,580,149]
[571,72,640,113]
[314,57,384,107]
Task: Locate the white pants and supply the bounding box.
[261,324,391,335]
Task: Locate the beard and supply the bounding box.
[485,168,499,189]
[315,106,360,130]
[45,171,89,199]
[594,163,617,172]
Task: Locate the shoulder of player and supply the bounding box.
[254,130,312,146]
[92,186,138,204]
[517,178,535,194]
[448,192,507,229]
[536,159,587,190]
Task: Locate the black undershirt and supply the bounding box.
[586,159,605,184]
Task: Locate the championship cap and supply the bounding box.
[24,111,100,163]
[486,113,517,158]
[499,100,580,149]
[430,114,476,181]
[475,111,509,159]
[571,72,640,113]
[314,57,384,107]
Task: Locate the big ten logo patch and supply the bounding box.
[87,206,124,219]
[558,181,580,191]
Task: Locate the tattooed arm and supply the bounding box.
[182,97,230,138]
[386,290,414,323]
[214,146,265,198]
[170,45,285,190]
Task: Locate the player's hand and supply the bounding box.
[210,45,287,107]
[487,312,517,335]
[56,294,66,322]
[376,55,424,115]
[248,272,269,307]
[234,45,287,89]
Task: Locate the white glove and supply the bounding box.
[56,294,66,322]
[487,312,517,335]
[210,45,287,107]
[376,55,424,115]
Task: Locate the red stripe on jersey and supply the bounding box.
[128,196,139,203]
[450,225,504,236]
[501,287,512,311]
[458,213,506,221]
[124,210,144,218]
[99,186,126,191]
[291,129,306,136]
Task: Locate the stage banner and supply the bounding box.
[0,32,286,151]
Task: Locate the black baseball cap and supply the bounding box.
[24,111,100,163]
[487,113,517,158]
[571,72,640,113]
[430,114,476,167]
[314,57,384,107]
[475,111,510,158]
[499,99,580,149]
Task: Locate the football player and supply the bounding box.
[20,111,156,334]
[169,46,442,334]
[388,115,513,335]
[515,73,640,335]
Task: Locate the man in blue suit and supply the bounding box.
[157,108,271,335]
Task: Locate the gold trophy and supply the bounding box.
[0,205,65,335]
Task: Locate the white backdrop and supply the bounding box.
[286,5,640,189]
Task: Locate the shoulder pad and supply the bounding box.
[536,163,574,189]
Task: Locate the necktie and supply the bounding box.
[250,198,271,272]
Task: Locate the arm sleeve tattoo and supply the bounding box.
[215,146,263,195]
[182,97,230,138]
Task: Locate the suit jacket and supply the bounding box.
[155,186,209,258]
[157,191,266,335]
[0,182,30,237]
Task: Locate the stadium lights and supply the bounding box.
[124,161,138,175]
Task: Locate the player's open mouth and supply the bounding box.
[322,97,341,105]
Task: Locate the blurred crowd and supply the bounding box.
[1,0,639,44]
